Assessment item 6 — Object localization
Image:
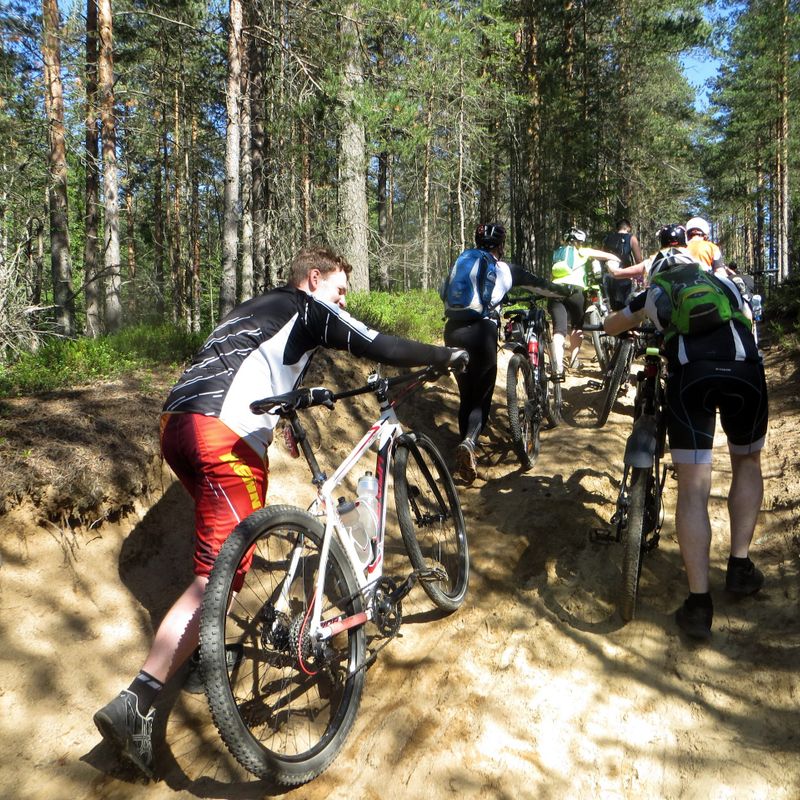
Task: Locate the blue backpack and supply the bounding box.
[440,248,498,321]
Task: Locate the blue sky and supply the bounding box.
[681,51,721,111]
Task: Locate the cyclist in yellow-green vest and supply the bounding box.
[548,227,621,379]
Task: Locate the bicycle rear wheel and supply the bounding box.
[506,353,540,469]
[596,337,633,428]
[393,434,469,612]
[619,467,653,621]
[200,505,366,786]
[541,324,562,426]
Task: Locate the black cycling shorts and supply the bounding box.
[548,289,585,335]
[666,360,769,464]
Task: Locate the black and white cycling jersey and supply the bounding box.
[164,286,450,457]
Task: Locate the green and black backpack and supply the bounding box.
[650,264,751,339]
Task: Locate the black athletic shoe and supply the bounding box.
[183,644,243,694]
[725,558,765,596]
[675,599,713,640]
[93,689,155,778]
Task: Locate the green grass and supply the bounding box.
[0,324,206,397]
[346,289,444,343]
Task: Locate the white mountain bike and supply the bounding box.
[198,366,469,786]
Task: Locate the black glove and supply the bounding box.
[447,348,469,373]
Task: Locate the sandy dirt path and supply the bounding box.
[1,345,798,799]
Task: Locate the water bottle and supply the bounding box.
[336,497,371,567]
[356,471,379,545]
[751,294,762,322]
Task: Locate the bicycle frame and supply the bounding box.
[271,372,428,644]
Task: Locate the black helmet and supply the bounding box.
[658,224,687,248]
[564,227,587,243]
[475,222,506,250]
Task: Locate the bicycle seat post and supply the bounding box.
[287,410,327,487]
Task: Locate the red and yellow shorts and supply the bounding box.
[160,413,268,588]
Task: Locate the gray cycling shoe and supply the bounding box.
[454,439,478,485]
[93,689,155,778]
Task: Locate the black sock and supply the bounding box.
[127,670,164,713]
[685,591,713,610]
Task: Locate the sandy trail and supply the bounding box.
[0,345,798,799]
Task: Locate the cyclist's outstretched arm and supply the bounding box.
[302,294,461,369]
[604,306,648,337]
[508,264,573,298]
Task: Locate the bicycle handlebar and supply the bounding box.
[250,363,456,417]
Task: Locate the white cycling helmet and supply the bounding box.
[685,216,710,238]
[564,227,587,243]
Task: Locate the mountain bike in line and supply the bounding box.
[503,291,562,469]
[593,330,637,428]
[198,366,469,786]
[590,327,668,621]
[583,265,616,374]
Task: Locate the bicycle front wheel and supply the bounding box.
[200,505,366,786]
[506,353,540,469]
[393,434,469,612]
[619,467,651,622]
[596,337,633,428]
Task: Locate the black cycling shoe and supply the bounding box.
[725,557,764,596]
[675,598,713,640]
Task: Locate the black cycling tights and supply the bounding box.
[444,317,498,443]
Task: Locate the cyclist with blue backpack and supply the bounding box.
[603,224,768,641]
[441,222,570,484]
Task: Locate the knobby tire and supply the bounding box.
[200,505,366,786]
[596,338,634,428]
[393,434,469,612]
[619,468,651,622]
[542,325,562,426]
[506,353,540,469]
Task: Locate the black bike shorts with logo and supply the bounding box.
[666,359,769,465]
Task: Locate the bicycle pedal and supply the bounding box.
[587,379,603,390]
[416,566,448,584]
[589,528,615,544]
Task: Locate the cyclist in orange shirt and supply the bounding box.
[685,216,725,274]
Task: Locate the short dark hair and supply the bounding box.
[616,219,631,231]
[287,247,352,287]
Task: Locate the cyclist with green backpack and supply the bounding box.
[603,224,768,641]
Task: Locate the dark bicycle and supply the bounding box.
[594,331,636,427]
[503,292,562,469]
[592,327,668,621]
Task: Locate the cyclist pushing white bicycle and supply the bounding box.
[93,246,468,781]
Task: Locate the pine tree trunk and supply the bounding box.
[249,15,266,295]
[777,0,790,282]
[125,188,136,320]
[376,150,389,290]
[219,0,243,317]
[170,84,185,326]
[239,30,254,301]
[153,121,166,316]
[190,115,201,332]
[98,0,122,331]
[41,0,75,337]
[84,0,102,337]
[337,4,369,291]
[421,98,433,292]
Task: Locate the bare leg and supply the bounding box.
[674,463,713,593]
[728,451,763,557]
[141,575,208,684]
[568,329,584,368]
